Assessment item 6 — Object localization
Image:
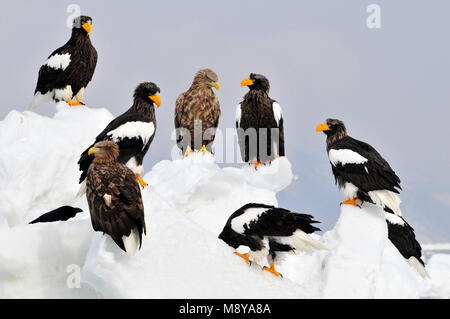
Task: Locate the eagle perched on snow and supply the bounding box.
[86,141,146,255]
[237,73,285,168]
[316,118,428,277]
[29,16,97,109]
[219,203,326,277]
[78,82,161,189]
[174,69,221,156]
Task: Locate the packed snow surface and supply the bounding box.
[0,105,448,298]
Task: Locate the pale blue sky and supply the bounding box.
[0,1,449,241]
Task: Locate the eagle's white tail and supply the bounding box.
[369,190,402,216]
[76,181,87,197]
[291,230,328,254]
[122,228,140,256]
[407,256,430,279]
[28,91,53,110]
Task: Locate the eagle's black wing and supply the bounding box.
[331,136,401,193]
[78,113,149,183]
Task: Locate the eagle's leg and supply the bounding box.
[184,145,194,157]
[67,97,84,106]
[269,155,281,165]
[250,160,261,169]
[340,197,362,207]
[199,145,211,154]
[263,263,282,277]
[234,252,251,265]
[136,174,148,187]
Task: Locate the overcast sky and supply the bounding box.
[0,0,449,242]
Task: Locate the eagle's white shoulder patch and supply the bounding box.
[231,207,268,234]
[45,53,71,70]
[272,102,283,126]
[107,121,155,147]
[236,104,242,127]
[328,149,368,166]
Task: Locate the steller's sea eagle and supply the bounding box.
[219,203,326,277]
[78,82,161,189]
[86,141,146,255]
[237,73,285,168]
[174,69,220,157]
[316,118,428,277]
[29,16,97,109]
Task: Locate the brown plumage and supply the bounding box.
[86,141,146,255]
[174,69,221,154]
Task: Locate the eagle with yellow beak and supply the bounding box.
[78,82,161,190]
[237,73,285,168]
[174,69,221,156]
[29,15,97,109]
[86,141,146,255]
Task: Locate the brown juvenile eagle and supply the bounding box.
[86,141,146,255]
[174,69,221,156]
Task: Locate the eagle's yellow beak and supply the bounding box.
[149,94,161,107]
[241,78,254,87]
[88,146,99,156]
[212,82,220,91]
[315,123,330,133]
[82,22,92,34]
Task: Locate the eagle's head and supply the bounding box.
[72,16,93,35]
[316,118,347,141]
[193,69,220,91]
[88,141,119,163]
[133,82,161,108]
[241,73,270,93]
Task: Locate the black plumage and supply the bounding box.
[237,73,285,166]
[219,203,325,276]
[30,16,97,108]
[29,206,82,224]
[78,82,160,187]
[316,118,402,215]
[316,119,428,277]
[384,207,425,265]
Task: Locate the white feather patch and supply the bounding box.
[272,102,283,126]
[407,257,430,279]
[107,121,155,148]
[235,245,250,254]
[384,212,405,226]
[125,157,144,175]
[122,228,140,256]
[343,182,359,200]
[76,180,87,197]
[328,149,368,166]
[54,85,73,102]
[236,104,242,127]
[369,190,402,216]
[45,53,71,70]
[29,91,53,109]
[231,207,268,234]
[103,194,112,207]
[272,230,328,255]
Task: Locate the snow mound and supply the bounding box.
[0,105,445,298]
[0,105,113,226]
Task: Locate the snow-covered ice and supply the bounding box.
[0,105,448,298]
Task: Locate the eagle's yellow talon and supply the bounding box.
[136,174,148,187]
[200,145,211,154]
[67,97,83,106]
[250,160,261,169]
[263,263,282,277]
[184,145,194,157]
[234,252,250,265]
[340,197,362,207]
